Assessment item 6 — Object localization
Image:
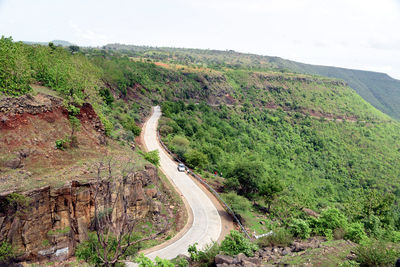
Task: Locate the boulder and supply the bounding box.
[303,208,319,218]
[5,158,23,169]
[215,254,234,265]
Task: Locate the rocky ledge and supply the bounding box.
[0,165,171,262]
[215,237,356,266]
[0,93,63,115]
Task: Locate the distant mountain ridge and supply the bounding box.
[23,40,75,47]
[266,58,400,119]
[103,44,400,119]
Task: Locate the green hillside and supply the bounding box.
[2,36,400,260]
[270,59,400,120]
[104,44,400,119]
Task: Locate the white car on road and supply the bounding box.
[177,163,186,172]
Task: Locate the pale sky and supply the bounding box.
[1,0,399,79]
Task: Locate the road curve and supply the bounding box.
[138,106,221,260]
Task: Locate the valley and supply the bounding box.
[1,36,400,266]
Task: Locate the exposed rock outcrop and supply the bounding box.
[0,93,62,115]
[214,237,356,267]
[0,165,166,262]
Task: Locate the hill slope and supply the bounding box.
[268,58,400,119]
[103,44,400,119]
[2,38,400,264]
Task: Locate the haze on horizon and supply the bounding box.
[0,0,399,79]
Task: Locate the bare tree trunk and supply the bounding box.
[89,158,169,266]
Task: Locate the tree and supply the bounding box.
[69,45,80,53]
[171,135,190,160]
[48,42,56,50]
[0,36,31,95]
[185,149,208,169]
[259,177,283,211]
[226,160,265,197]
[86,159,168,266]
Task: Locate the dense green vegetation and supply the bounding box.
[0,241,15,264]
[159,100,400,243]
[2,37,400,264]
[0,36,144,142]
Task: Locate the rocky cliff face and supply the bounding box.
[0,165,167,262]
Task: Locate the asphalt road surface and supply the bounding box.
[127,106,221,264]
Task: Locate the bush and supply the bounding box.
[288,218,311,239]
[135,253,176,267]
[355,239,399,267]
[257,228,293,248]
[159,125,173,136]
[143,150,160,166]
[123,117,141,136]
[188,242,220,265]
[170,135,190,159]
[310,207,348,238]
[98,113,113,137]
[0,37,32,96]
[333,228,346,240]
[338,260,359,267]
[221,192,252,220]
[226,160,265,197]
[171,256,189,267]
[388,231,400,242]
[76,232,140,266]
[345,222,367,243]
[75,233,104,266]
[220,230,258,257]
[55,138,69,150]
[0,241,15,264]
[185,149,208,169]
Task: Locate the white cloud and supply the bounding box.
[0,0,399,78]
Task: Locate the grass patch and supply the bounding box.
[47,226,71,236]
[278,240,355,266]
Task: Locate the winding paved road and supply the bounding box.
[130,106,222,262]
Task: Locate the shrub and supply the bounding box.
[0,241,15,264]
[310,207,348,238]
[0,37,32,96]
[171,135,190,148]
[143,150,160,166]
[159,125,173,136]
[99,87,114,106]
[345,222,367,243]
[388,231,400,242]
[363,215,383,238]
[123,117,141,136]
[355,239,399,267]
[226,160,265,197]
[75,233,103,266]
[188,242,219,265]
[135,253,175,267]
[220,230,258,257]
[98,113,113,137]
[188,243,200,261]
[221,192,252,219]
[185,149,208,169]
[76,232,140,266]
[333,228,346,240]
[131,123,142,136]
[257,228,293,248]
[170,135,189,160]
[338,260,359,267]
[288,219,311,239]
[55,138,68,150]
